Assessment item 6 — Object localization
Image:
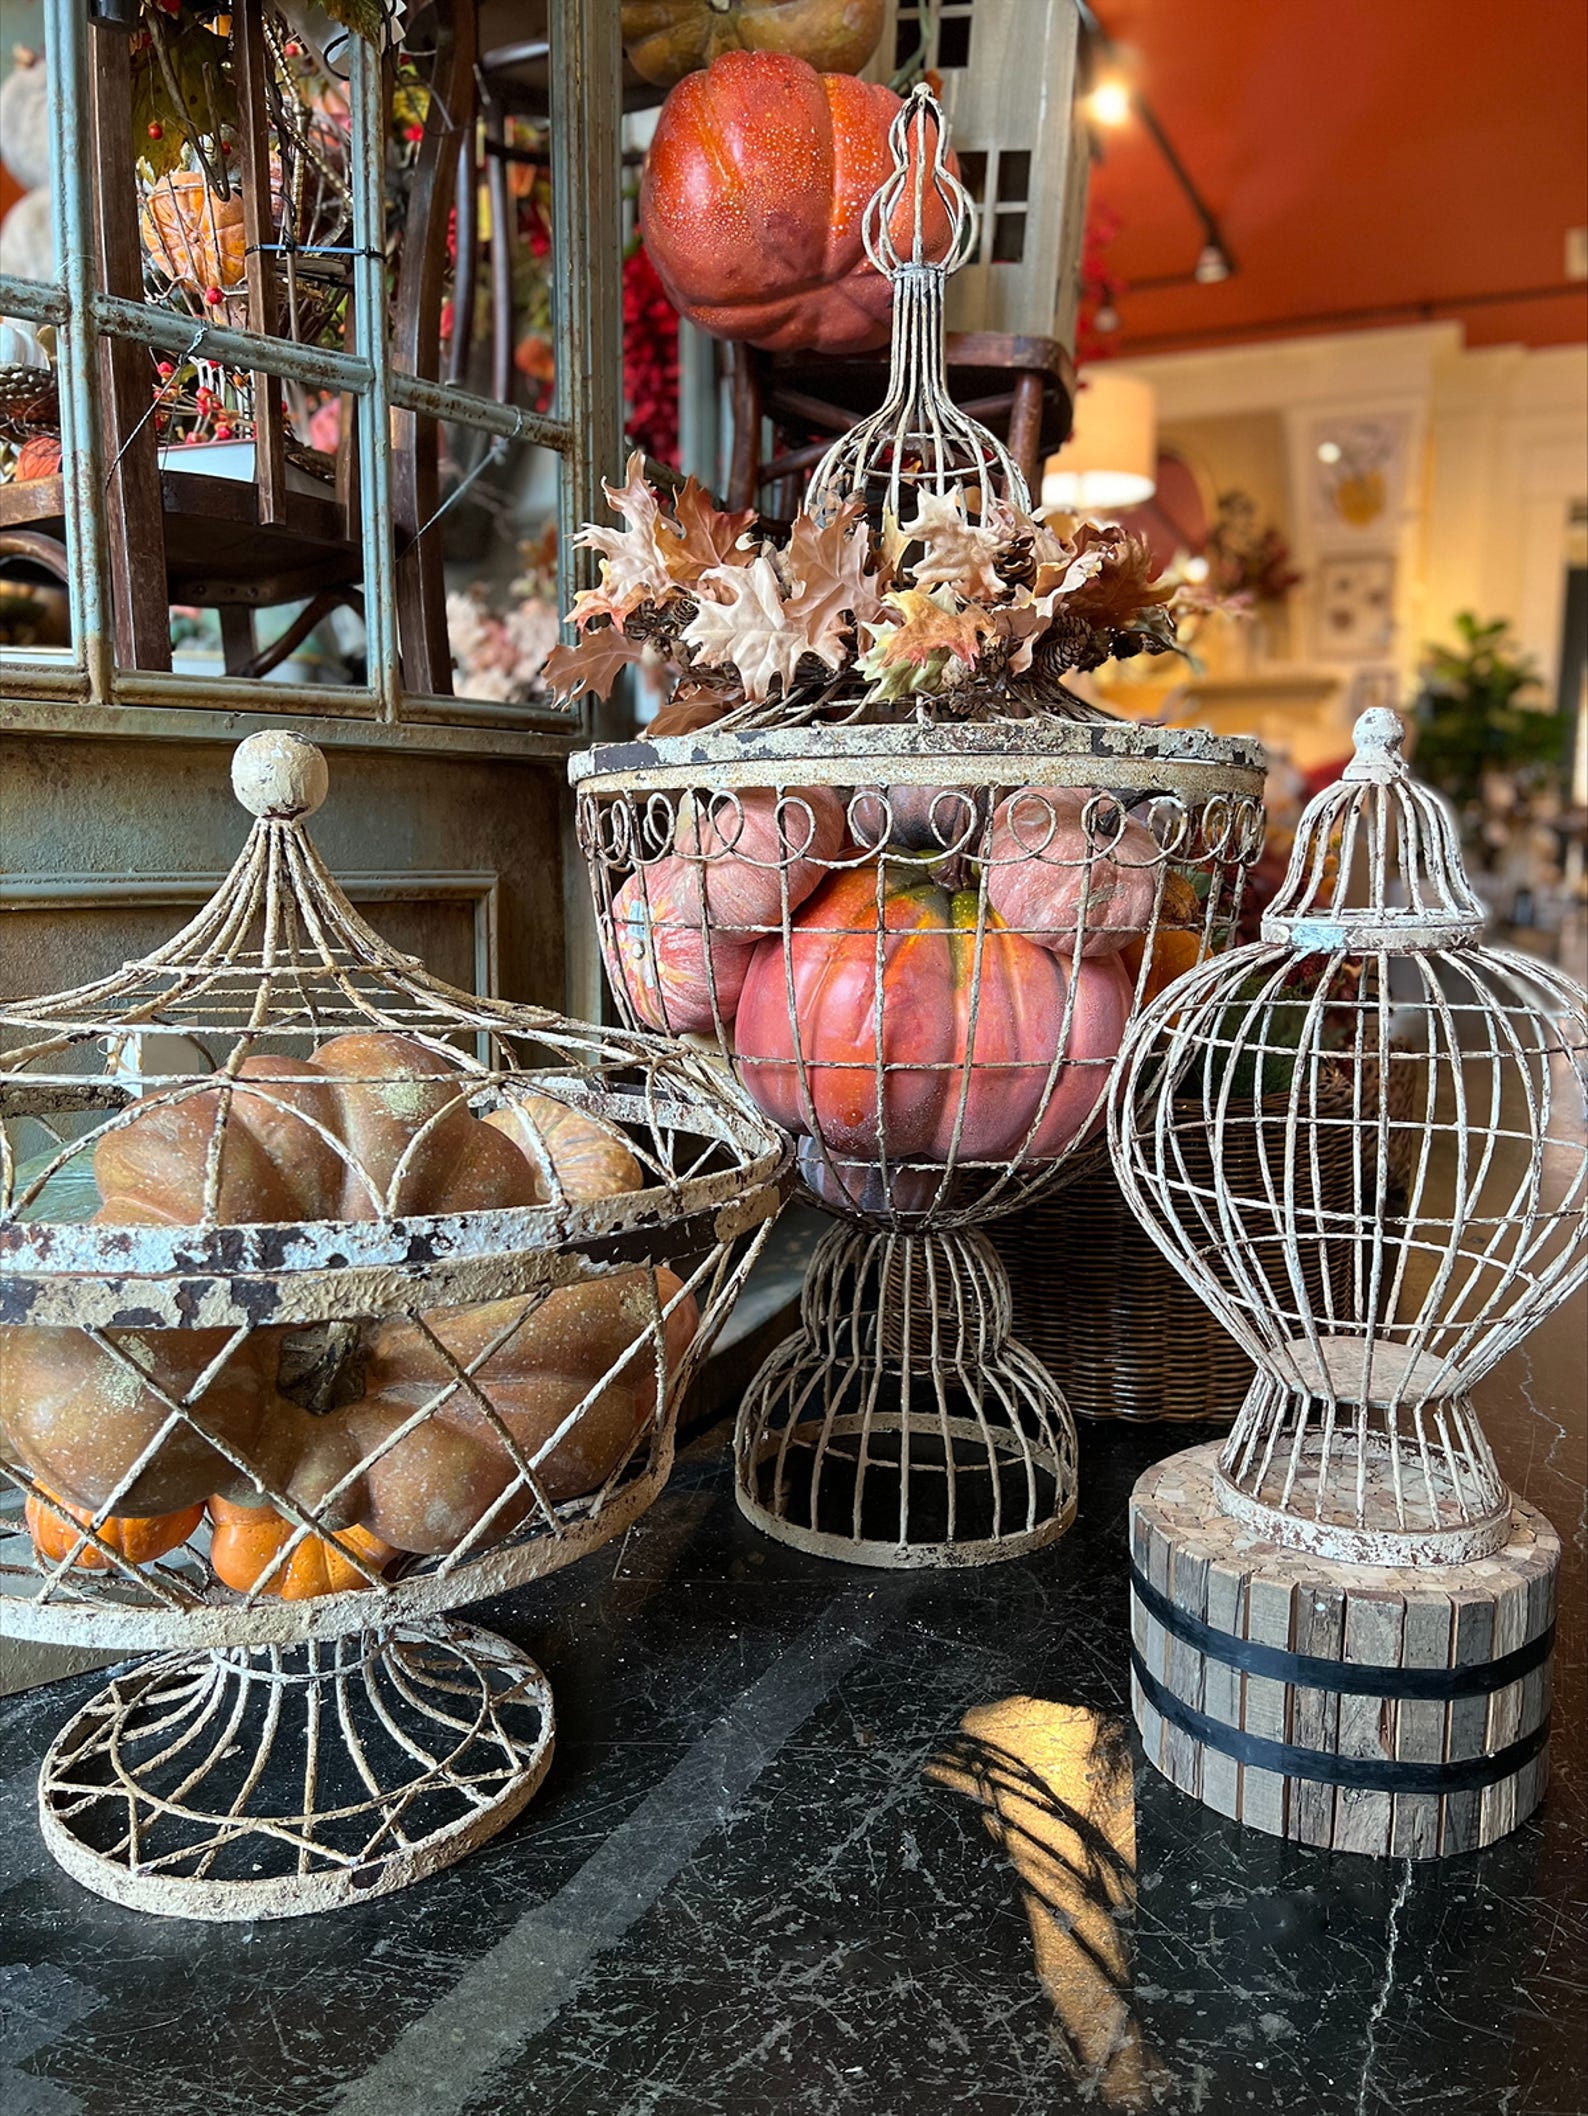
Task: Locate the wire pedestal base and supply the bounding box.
[1217,1342,1512,1566]
[37,1621,554,1921]
[734,1223,1078,1568]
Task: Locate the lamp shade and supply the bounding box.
[1041,370,1157,513]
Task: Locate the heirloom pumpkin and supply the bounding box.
[639,52,957,356]
[0,1325,273,1514]
[734,864,1133,1163]
[485,1092,643,1203]
[983,789,1163,959]
[622,0,885,89]
[92,1031,540,1225]
[672,784,846,933]
[605,861,759,1033]
[25,1488,204,1572]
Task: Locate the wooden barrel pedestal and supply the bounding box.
[1129,1443,1558,1858]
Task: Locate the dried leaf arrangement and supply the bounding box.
[544,453,1185,731]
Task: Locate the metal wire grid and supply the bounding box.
[577,752,1264,1236]
[1,736,789,1645]
[735,1221,1078,1566]
[0,0,620,728]
[1109,711,1588,1566]
[805,85,1026,528]
[37,1622,554,1918]
[574,728,1264,1565]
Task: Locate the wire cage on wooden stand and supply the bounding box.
[567,89,1267,1569]
[0,731,789,1919]
[1109,709,1587,1854]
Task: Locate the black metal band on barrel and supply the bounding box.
[1130,1563,1554,1700]
[1131,1650,1549,1794]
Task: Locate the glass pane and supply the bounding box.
[1,12,67,664]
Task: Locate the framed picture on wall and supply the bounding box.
[1315,553,1396,660]
[1311,415,1410,533]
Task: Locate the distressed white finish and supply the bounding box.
[0,736,790,1915]
[1110,710,1588,1566]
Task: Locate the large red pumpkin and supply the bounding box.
[639,51,957,356]
[733,865,1133,1163]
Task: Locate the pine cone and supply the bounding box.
[1031,607,1104,681]
[994,533,1037,591]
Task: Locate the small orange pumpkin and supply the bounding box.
[25,1487,203,1571]
[208,1494,393,1600]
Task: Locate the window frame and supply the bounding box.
[0,0,622,754]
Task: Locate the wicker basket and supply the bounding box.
[991,1084,1358,1424]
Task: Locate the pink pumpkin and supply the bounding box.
[605,862,757,1034]
[984,788,1162,958]
[733,864,1132,1165]
[672,784,845,934]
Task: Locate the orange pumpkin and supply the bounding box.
[25,1488,203,1572]
[208,1494,393,1600]
[639,52,957,355]
[622,0,885,88]
[1117,874,1209,1004]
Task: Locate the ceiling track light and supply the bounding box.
[1077,3,1236,298]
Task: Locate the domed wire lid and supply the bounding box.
[1261,708,1487,953]
[804,84,1027,528]
[0,731,788,1306]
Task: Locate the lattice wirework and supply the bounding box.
[1,731,788,1915]
[804,84,1027,528]
[38,1624,552,1920]
[567,77,1267,1567]
[1109,710,1588,1565]
[574,725,1265,1567]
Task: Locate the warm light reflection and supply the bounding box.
[927,1698,1167,2109]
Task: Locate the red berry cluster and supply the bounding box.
[622,240,678,468]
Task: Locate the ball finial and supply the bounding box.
[1342,707,1408,782]
[231,732,329,820]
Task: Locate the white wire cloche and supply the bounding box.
[1109,708,1588,1566]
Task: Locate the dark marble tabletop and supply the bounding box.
[1,1263,1583,2116]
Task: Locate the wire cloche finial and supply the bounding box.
[805,84,1028,527]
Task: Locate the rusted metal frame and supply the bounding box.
[0,694,585,757]
[390,0,478,698]
[548,0,624,1018]
[86,290,568,450]
[89,23,173,673]
[549,0,623,684]
[476,75,515,409]
[347,32,400,719]
[232,0,289,525]
[42,0,112,699]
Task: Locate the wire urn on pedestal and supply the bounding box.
[0,732,789,1920]
[1109,709,1586,1854]
[566,87,1266,1568]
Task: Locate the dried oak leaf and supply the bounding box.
[857,587,993,704]
[988,596,1052,676]
[1035,522,1176,630]
[666,479,757,587]
[648,685,737,738]
[777,500,887,662]
[902,489,1007,603]
[863,587,994,669]
[571,451,677,630]
[680,553,812,704]
[542,627,648,705]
